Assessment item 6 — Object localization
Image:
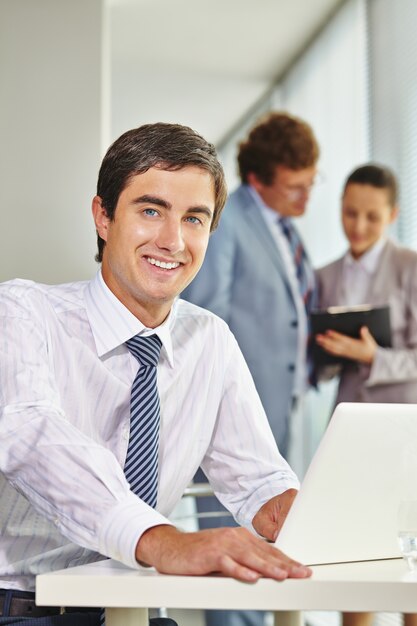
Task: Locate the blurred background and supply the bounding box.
[2,0,416,285]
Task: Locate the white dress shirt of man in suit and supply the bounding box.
[316,163,417,407]
[183,112,320,458]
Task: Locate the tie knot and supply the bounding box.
[278,216,291,235]
[125,334,162,367]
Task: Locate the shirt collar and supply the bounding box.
[344,237,387,274]
[84,270,174,366]
[246,184,287,226]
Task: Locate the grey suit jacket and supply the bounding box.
[316,239,417,404]
[182,184,313,456]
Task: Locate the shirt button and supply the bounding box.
[288,364,295,372]
[54,518,60,526]
[122,427,129,440]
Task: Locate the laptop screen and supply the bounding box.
[275,402,417,565]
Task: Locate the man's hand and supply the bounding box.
[252,488,298,542]
[315,326,377,364]
[136,522,311,583]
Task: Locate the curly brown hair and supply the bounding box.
[238,111,319,185]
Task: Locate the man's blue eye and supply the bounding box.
[144,208,158,216]
[186,216,201,224]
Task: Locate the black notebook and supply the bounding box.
[311,304,392,367]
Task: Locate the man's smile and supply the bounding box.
[145,256,181,270]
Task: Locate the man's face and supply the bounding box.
[93,165,215,327]
[249,164,317,217]
[342,183,398,259]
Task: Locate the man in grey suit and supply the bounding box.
[183,111,319,457]
[182,112,319,626]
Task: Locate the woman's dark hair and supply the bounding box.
[343,163,398,206]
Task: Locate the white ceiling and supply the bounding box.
[108,0,345,144]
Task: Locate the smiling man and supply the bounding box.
[93,165,215,327]
[0,123,311,626]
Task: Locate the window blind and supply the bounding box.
[368,0,417,248]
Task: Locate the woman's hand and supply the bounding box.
[315,326,377,364]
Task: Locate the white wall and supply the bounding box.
[368,0,417,249]
[218,0,369,272]
[110,64,269,148]
[279,0,370,269]
[0,0,104,283]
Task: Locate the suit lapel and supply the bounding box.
[327,259,345,306]
[330,240,394,307]
[237,186,296,290]
[366,239,395,304]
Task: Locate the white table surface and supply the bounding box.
[36,557,417,626]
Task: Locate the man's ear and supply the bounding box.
[92,196,110,242]
[247,172,264,194]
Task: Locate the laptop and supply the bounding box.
[275,402,417,565]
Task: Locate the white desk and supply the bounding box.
[36,558,417,626]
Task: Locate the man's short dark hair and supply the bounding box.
[343,163,398,206]
[95,122,227,262]
[237,111,319,185]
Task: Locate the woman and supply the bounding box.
[316,163,417,626]
[316,163,417,406]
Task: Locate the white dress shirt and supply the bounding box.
[341,238,387,306]
[0,270,298,591]
[247,186,309,397]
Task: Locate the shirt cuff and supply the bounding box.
[236,474,300,528]
[365,346,386,386]
[98,491,174,569]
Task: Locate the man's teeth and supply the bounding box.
[147,257,180,270]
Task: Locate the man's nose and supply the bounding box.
[156,219,185,253]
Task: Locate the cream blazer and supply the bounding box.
[316,239,417,404]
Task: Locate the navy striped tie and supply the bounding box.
[124,333,162,507]
[100,335,162,625]
[279,217,313,314]
[279,217,317,384]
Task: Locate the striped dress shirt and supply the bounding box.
[0,270,298,591]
